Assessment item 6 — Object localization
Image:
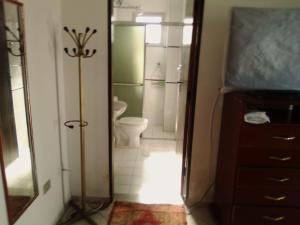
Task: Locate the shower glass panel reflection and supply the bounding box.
[142,24,186,140]
[112,25,145,117]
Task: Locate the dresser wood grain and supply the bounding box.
[215,91,300,225]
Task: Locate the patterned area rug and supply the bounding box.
[108,201,187,225]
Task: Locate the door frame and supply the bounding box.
[107,0,113,201]
[180,0,205,201]
[107,0,205,202]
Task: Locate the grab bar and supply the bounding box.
[145,79,183,84]
[112,82,143,87]
[151,80,165,87]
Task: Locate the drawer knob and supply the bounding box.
[268,177,291,183]
[269,156,292,161]
[264,195,286,201]
[262,216,285,222]
[272,136,296,141]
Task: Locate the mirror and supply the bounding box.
[0,0,38,224]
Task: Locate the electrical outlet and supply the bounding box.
[43,179,51,194]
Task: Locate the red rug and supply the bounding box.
[108,201,187,225]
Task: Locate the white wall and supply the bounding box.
[1,0,69,224]
[61,0,110,198]
[188,0,300,203]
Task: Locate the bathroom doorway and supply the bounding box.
[108,0,204,203]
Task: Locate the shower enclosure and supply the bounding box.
[112,22,191,140]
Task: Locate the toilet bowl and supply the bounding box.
[115,117,148,148]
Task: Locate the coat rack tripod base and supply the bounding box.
[56,199,108,225]
[56,26,106,225]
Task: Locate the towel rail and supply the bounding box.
[112,82,143,86]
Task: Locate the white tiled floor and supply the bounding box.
[143,125,176,139]
[113,139,182,204]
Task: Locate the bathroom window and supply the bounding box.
[136,15,162,44]
[183,18,193,45]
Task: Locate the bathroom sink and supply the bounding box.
[113,100,127,121]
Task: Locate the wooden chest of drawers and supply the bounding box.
[215,92,300,225]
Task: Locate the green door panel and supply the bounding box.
[112,25,145,117]
[112,25,145,84]
[113,85,143,117]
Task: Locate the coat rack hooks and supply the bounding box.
[63,26,97,58]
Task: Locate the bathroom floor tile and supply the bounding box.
[120,153,138,161]
[142,127,153,138]
[135,161,145,169]
[115,184,130,194]
[142,125,176,140]
[114,176,118,184]
[116,167,134,176]
[129,184,143,194]
[113,139,182,200]
[117,175,133,185]
[118,160,136,168]
[133,168,147,176]
[131,175,145,185]
[164,131,176,139]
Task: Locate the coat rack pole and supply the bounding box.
[78,55,86,211]
[56,26,102,225]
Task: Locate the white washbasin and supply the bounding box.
[113,100,127,121]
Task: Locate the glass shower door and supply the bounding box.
[112,25,145,117]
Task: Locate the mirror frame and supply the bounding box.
[0,0,39,224]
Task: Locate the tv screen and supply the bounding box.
[225,8,300,91]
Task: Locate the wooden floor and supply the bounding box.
[8,195,31,223]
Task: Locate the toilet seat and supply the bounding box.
[116,117,148,126]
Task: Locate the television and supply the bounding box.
[225,7,300,91]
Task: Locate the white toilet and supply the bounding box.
[115,117,148,148]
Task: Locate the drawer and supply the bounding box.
[233,206,300,225]
[239,148,300,168]
[240,125,300,149]
[237,168,300,188]
[235,188,300,206]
